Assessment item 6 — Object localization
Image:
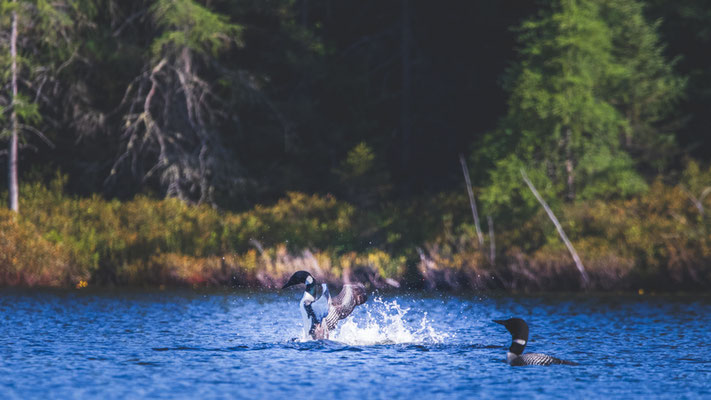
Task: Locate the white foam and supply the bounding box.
[329,297,450,345]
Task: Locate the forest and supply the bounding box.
[1,0,710,291]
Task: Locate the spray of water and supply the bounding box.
[329,297,450,345]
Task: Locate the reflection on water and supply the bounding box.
[0,289,710,399]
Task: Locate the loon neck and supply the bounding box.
[509,337,527,355]
[305,281,323,300]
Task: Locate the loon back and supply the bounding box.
[494,318,578,366]
[512,353,578,366]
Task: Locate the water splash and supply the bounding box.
[330,297,450,345]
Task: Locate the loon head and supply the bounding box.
[493,318,529,356]
[282,270,322,301]
[282,271,314,289]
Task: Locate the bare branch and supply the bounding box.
[54,47,79,75]
[521,168,589,287]
[681,185,711,216]
[459,154,484,250]
[19,124,55,148]
[487,215,495,266]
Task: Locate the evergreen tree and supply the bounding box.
[600,0,685,171]
[480,0,682,218]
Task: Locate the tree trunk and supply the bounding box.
[459,154,484,251]
[487,215,495,266]
[564,126,575,202]
[521,169,589,288]
[8,2,19,213]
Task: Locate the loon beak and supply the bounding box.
[282,275,302,289]
[493,319,506,326]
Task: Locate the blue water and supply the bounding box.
[1,289,710,399]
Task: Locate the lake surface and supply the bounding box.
[1,288,710,399]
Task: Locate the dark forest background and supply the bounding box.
[1,0,710,291]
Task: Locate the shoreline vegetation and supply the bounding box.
[1,167,709,293]
[3,1,711,294]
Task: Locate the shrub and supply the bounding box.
[0,209,78,286]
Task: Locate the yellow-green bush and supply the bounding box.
[2,163,710,291]
[2,176,397,287]
[413,161,711,290]
[224,192,357,252]
[0,209,78,286]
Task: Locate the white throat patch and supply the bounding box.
[301,291,315,303]
[514,339,527,345]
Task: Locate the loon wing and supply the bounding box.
[310,283,331,322]
[323,283,368,331]
[517,353,578,366]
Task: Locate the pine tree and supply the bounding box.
[480,0,682,217]
[600,0,685,171]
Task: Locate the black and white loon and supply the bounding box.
[282,271,367,340]
[493,318,578,366]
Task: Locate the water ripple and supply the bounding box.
[1,289,710,398]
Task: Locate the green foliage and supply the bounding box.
[0,1,709,292]
[423,168,711,290]
[576,146,647,199]
[0,208,76,286]
[0,0,80,66]
[226,192,357,252]
[681,159,711,197]
[338,142,375,179]
[480,156,560,223]
[8,177,369,285]
[600,0,686,170]
[502,0,636,198]
[334,142,391,208]
[0,0,85,214]
[1,171,710,290]
[11,93,41,125]
[151,0,243,57]
[480,0,681,211]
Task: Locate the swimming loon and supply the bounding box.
[493,318,578,366]
[282,271,367,340]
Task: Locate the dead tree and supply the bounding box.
[111,47,242,205]
[459,154,484,251]
[487,215,495,266]
[521,168,589,287]
[8,1,19,212]
[681,185,710,216]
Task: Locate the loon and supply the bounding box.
[493,318,578,366]
[282,271,367,340]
